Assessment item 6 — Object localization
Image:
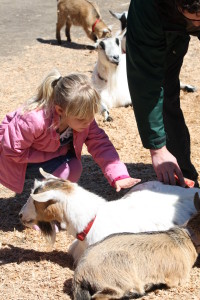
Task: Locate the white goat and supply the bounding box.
[73,194,200,299]
[92,36,131,121]
[19,168,199,263]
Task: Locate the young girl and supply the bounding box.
[0,70,141,194]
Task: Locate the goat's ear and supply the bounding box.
[39,168,58,180]
[109,10,122,20]
[194,192,200,211]
[117,28,127,40]
[31,191,58,203]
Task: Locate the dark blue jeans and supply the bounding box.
[26,152,75,179]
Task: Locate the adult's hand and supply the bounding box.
[150,146,185,187]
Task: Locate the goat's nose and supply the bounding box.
[19,212,22,219]
[113,55,119,61]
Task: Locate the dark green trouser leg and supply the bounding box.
[163,35,198,181]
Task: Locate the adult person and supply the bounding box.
[126,0,200,187]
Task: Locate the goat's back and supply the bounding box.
[57,0,100,24]
[73,229,197,299]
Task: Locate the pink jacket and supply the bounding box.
[0,108,129,193]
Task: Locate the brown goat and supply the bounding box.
[73,193,200,300]
[56,0,111,44]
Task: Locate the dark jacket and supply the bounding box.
[126,0,200,149]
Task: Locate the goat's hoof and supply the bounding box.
[104,116,113,122]
[182,85,197,93]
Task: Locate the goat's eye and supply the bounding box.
[99,41,105,50]
[115,38,120,46]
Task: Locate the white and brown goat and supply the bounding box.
[73,193,200,300]
[56,0,111,44]
[19,168,200,263]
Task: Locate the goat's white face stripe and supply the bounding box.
[19,196,37,223]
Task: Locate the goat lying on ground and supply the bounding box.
[19,168,199,263]
[56,0,111,44]
[92,36,130,121]
[73,193,200,299]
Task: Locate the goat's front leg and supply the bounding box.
[180,82,197,93]
[68,239,86,266]
[101,103,113,122]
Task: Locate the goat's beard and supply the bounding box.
[37,221,57,245]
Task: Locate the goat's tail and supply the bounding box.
[73,280,91,300]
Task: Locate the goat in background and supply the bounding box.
[93,9,197,122]
[19,168,200,264]
[56,0,111,44]
[73,192,200,300]
[92,35,130,121]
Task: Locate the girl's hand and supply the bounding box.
[115,177,141,192]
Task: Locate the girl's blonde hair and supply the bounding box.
[25,69,101,119]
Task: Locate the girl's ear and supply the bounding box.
[55,105,64,116]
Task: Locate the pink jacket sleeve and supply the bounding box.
[85,120,130,185]
[1,112,67,163]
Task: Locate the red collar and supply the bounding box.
[76,217,96,241]
[92,19,100,32]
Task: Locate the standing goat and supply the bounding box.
[19,168,199,263]
[73,193,200,300]
[56,0,111,44]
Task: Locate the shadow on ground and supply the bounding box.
[37,38,95,51]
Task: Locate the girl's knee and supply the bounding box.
[68,158,82,182]
[52,157,82,182]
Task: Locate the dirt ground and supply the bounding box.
[1,1,200,299]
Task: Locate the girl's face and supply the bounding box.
[55,105,94,132]
[66,115,94,132]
